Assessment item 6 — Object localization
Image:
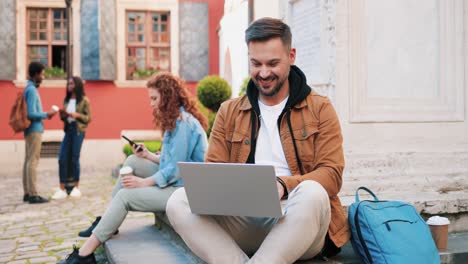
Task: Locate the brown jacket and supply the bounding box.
[205,66,350,248]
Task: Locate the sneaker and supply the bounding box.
[28,195,49,204]
[70,187,81,198]
[52,189,68,200]
[57,245,96,264]
[78,216,119,237]
[23,194,30,202]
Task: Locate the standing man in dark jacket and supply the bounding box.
[166,18,349,264]
[23,62,57,204]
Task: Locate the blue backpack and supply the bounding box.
[348,187,440,264]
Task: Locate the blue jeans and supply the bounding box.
[59,122,85,183]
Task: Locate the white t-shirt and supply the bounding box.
[255,97,292,176]
[66,99,77,123]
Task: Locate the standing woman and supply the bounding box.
[52,76,91,199]
[58,72,208,264]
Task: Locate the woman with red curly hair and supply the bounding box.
[60,72,209,264]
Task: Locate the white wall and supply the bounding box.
[219,0,249,97]
[334,0,468,194]
[223,0,468,196]
[284,0,336,101]
[254,0,281,19]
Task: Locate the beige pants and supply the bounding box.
[93,155,179,242]
[23,132,42,196]
[166,180,331,264]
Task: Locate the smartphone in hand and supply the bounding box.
[122,135,143,152]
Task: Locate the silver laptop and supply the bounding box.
[178,162,283,218]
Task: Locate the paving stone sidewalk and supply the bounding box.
[0,159,153,264]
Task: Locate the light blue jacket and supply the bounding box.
[24,80,48,136]
[151,108,208,188]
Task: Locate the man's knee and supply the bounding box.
[166,188,189,221]
[292,180,329,203]
[288,181,331,224]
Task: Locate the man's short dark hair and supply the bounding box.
[28,61,45,79]
[245,17,292,50]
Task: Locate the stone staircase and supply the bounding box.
[104,150,468,263]
[341,151,468,196]
[104,213,468,264]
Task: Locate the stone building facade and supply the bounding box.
[219,0,468,206]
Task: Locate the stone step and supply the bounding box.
[303,231,468,264]
[104,216,204,264]
[105,215,468,264]
[340,191,468,233]
[341,151,468,194]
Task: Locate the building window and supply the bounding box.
[27,8,69,79]
[126,11,171,80]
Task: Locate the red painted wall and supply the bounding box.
[0,0,223,140]
[0,81,199,140]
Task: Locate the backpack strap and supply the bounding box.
[355,186,379,202]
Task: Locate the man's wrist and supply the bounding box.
[276,177,288,199]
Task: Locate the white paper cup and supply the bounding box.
[426,216,450,251]
[119,166,133,177]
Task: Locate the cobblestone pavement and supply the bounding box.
[0,159,153,264]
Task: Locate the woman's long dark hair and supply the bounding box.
[65,76,85,103]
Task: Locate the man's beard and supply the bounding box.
[35,78,42,88]
[253,74,287,97]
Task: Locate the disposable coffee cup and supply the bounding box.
[426,216,450,251]
[52,105,59,112]
[119,166,133,177]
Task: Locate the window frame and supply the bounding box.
[125,10,171,80]
[26,7,71,79]
[15,0,82,88]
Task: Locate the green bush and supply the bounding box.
[44,67,66,79]
[197,75,232,112]
[238,77,250,96]
[197,100,216,137]
[123,140,162,157]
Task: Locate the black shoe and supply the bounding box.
[57,245,96,264]
[28,195,49,204]
[78,217,119,237]
[23,194,30,202]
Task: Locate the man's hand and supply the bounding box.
[59,109,68,119]
[47,110,57,119]
[277,181,285,200]
[121,175,154,189]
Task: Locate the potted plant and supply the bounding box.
[131,67,161,80]
[44,66,66,79]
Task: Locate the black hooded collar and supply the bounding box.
[244,65,312,166]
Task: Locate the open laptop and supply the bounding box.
[178,162,283,218]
